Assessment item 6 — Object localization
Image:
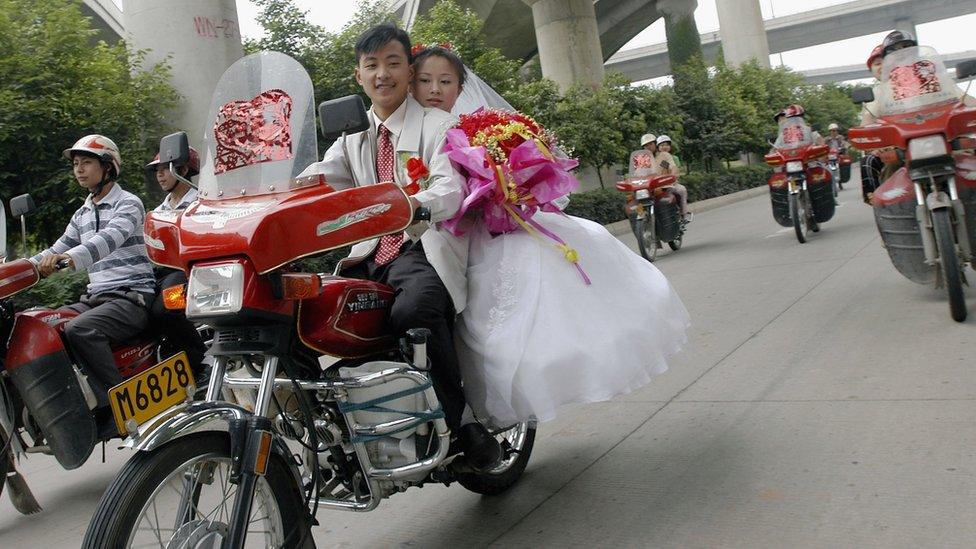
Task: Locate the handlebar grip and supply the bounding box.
[413,206,431,222]
[55,258,72,270]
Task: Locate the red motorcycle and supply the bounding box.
[83,52,535,548]
[764,121,836,243]
[827,146,853,191]
[0,195,200,514]
[850,47,976,321]
[615,157,683,261]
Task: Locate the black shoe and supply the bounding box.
[458,423,502,473]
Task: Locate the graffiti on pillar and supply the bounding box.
[194,16,240,39]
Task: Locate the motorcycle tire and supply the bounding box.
[932,209,967,322]
[789,193,807,244]
[809,193,821,233]
[457,423,536,496]
[636,215,658,262]
[82,433,310,549]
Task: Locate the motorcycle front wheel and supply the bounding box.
[789,193,808,243]
[636,214,658,261]
[82,433,308,549]
[932,209,967,322]
[457,422,536,496]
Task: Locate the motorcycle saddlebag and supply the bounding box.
[808,167,836,223]
[7,314,96,469]
[872,168,935,284]
[769,185,792,227]
[655,196,682,243]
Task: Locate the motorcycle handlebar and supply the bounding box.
[55,258,72,271]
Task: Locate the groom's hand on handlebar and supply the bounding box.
[409,197,430,225]
[37,253,73,278]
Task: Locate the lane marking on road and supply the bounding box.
[765,228,793,238]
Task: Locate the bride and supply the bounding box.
[410,44,690,426]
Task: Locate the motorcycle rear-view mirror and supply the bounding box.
[956,59,976,81]
[158,132,190,167]
[10,194,35,218]
[319,95,369,140]
[851,87,875,105]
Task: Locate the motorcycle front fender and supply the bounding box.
[123,400,250,452]
[926,191,952,211]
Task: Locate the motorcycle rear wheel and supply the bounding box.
[789,193,808,243]
[457,422,536,496]
[82,433,308,549]
[636,214,658,262]
[932,209,967,322]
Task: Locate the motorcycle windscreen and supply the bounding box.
[774,117,813,150]
[877,46,964,117]
[629,150,656,176]
[196,51,318,201]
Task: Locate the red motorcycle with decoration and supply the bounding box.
[0,194,204,515]
[83,52,535,548]
[764,116,836,243]
[827,146,853,191]
[615,150,684,261]
[850,47,976,322]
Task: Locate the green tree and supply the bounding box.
[714,59,804,153]
[794,83,860,133]
[242,0,328,61]
[0,0,178,246]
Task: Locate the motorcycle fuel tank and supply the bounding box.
[297,278,396,359]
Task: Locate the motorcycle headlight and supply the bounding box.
[786,161,804,173]
[186,262,244,318]
[635,189,651,200]
[908,135,948,161]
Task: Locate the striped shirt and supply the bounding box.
[153,186,198,212]
[31,183,156,295]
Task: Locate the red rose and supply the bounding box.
[406,156,430,183]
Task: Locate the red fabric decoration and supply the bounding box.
[213,89,294,174]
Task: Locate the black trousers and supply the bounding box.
[61,292,151,407]
[151,268,207,369]
[342,241,465,431]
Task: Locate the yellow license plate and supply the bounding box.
[109,352,195,436]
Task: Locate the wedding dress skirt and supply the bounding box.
[456,212,690,425]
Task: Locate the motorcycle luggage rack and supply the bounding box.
[222,366,450,481]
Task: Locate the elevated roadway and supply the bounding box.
[607,0,976,82]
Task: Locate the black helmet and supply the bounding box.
[881,30,917,57]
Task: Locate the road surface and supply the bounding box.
[2,181,974,548]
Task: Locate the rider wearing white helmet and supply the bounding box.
[31,134,156,436]
[825,123,849,154]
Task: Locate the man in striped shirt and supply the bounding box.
[32,135,155,411]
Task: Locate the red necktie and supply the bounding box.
[374,124,405,265]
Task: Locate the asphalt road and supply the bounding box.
[3,178,975,548]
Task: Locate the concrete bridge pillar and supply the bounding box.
[123,0,244,146]
[523,0,605,91]
[716,0,770,68]
[658,0,703,69]
[893,16,917,37]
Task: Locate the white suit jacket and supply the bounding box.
[300,95,469,312]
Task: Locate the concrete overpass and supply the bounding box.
[801,50,976,85]
[394,0,664,67]
[606,0,976,83]
[81,0,123,42]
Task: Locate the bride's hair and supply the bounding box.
[411,45,466,89]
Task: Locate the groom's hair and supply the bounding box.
[355,24,412,64]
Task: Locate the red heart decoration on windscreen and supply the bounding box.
[213,89,294,174]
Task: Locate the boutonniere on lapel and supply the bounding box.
[399,152,430,196]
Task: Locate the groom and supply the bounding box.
[301,24,501,470]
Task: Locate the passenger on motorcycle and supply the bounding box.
[654,135,690,221]
[772,105,823,150]
[145,146,207,377]
[30,135,156,421]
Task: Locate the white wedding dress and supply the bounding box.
[456,211,690,426]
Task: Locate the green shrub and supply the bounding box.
[12,269,88,309]
[564,165,771,225]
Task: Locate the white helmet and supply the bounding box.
[640,133,657,147]
[828,123,839,131]
[656,134,672,145]
[63,134,122,178]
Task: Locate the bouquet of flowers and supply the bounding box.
[443,109,589,282]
